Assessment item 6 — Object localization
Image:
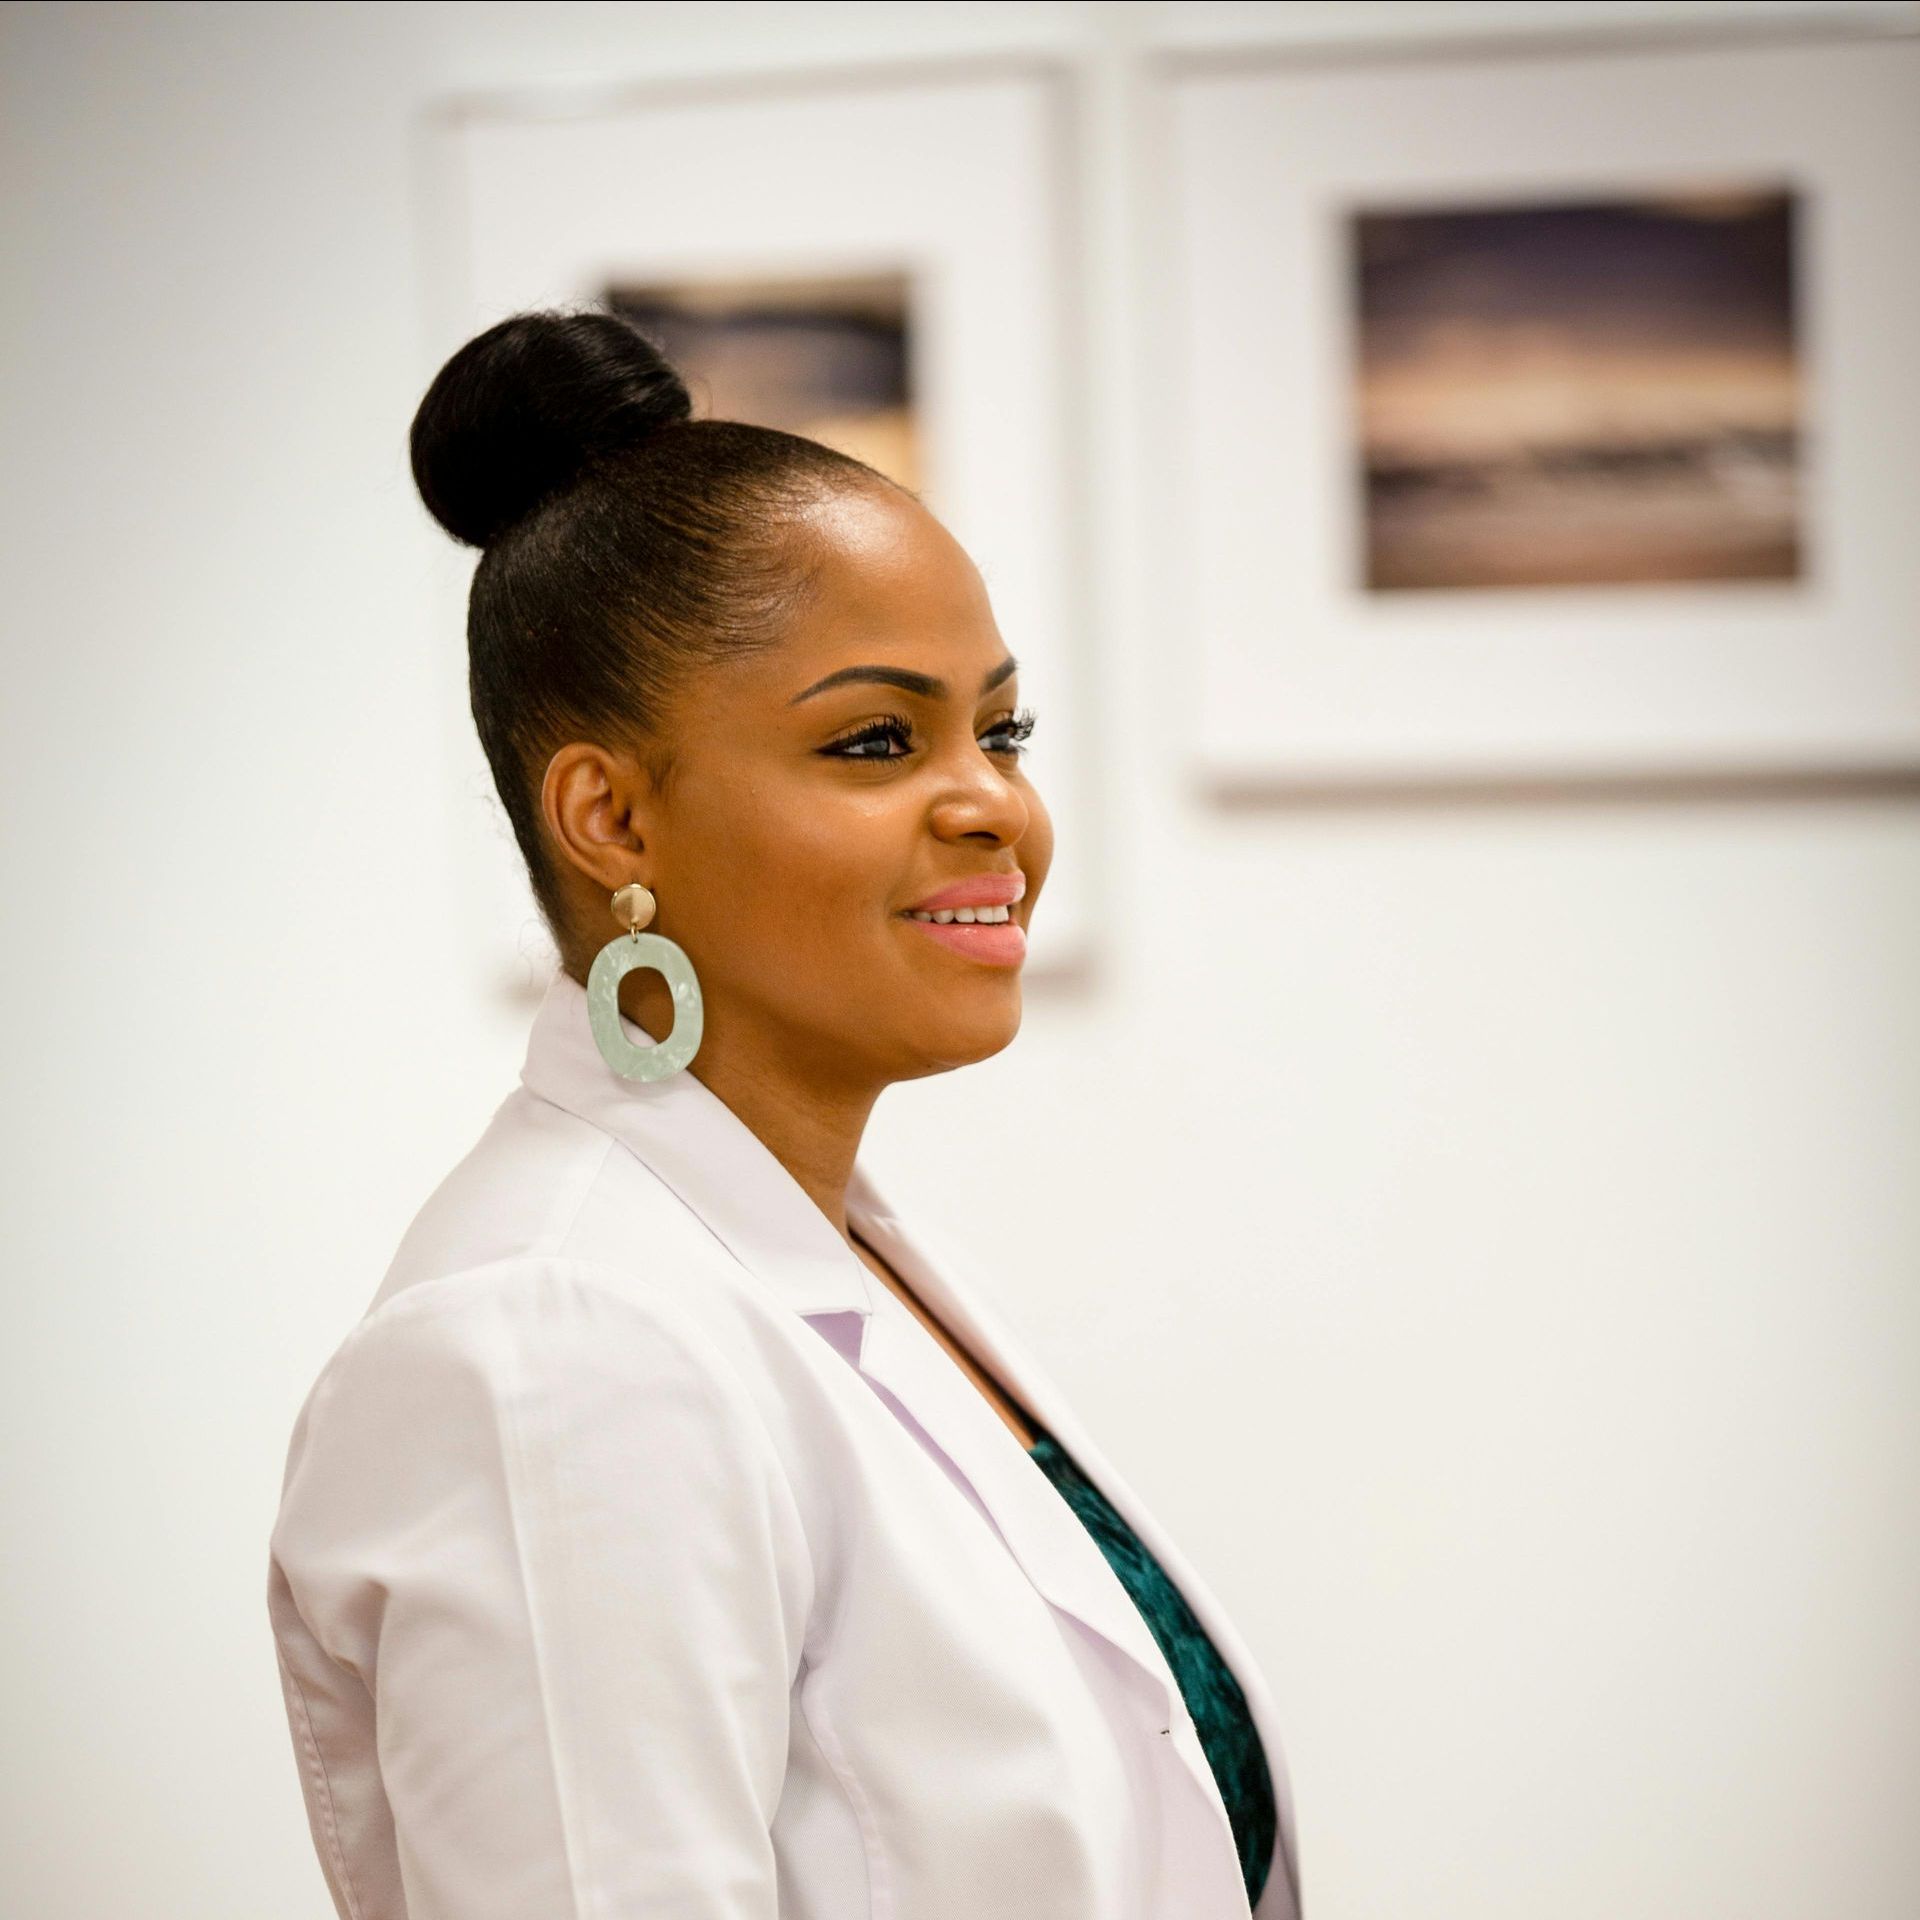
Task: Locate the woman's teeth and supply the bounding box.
[906,905,1012,924]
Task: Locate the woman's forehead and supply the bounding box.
[693,494,1003,706]
[791,486,990,632]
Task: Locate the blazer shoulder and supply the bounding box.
[274,1252,790,1519]
[332,1250,759,1407]
[368,1086,719,1317]
[267,1253,818,1681]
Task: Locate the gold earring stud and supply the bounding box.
[611,882,656,935]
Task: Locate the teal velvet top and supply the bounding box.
[1026,1428,1276,1911]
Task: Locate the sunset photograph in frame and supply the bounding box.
[1349,184,1803,593]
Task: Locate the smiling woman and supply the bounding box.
[264,306,1300,1920]
[536,475,1054,1097]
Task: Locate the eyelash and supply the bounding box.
[822,706,1038,762]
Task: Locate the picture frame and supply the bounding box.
[1150,24,1920,798]
[414,56,1097,999]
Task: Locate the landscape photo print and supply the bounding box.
[1348,183,1803,593]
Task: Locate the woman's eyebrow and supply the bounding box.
[790,656,1019,705]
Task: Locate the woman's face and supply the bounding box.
[554,482,1054,1091]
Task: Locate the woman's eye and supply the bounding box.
[822,715,915,760]
[985,707,1039,757]
[821,706,1038,762]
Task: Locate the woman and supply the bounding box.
[266,309,1302,1920]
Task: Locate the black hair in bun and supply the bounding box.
[410,309,692,549]
[407,306,900,966]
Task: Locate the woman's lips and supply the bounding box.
[897,914,1027,966]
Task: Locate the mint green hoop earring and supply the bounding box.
[586,882,704,1082]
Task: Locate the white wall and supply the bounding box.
[2,4,1916,1917]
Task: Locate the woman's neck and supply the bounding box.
[685,1025,882,1242]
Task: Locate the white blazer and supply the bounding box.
[267,968,1302,1920]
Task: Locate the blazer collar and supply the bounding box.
[518,966,887,1322]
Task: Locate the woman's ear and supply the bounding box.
[540,741,657,895]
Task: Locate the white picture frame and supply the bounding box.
[1151,25,1920,797]
[414,56,1096,999]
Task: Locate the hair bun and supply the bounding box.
[409,308,693,549]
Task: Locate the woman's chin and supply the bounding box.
[900,997,1022,1076]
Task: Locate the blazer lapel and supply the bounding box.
[850,1249,1178,1696]
[845,1175,1267,1917]
[846,1169,1301,1920]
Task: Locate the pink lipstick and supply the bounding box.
[897,871,1027,966]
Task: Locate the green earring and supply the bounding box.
[586,882,704,1082]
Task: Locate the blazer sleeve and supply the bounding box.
[269,1260,814,1920]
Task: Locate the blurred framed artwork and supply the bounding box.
[1154,26,1920,794]
[416,59,1093,996]
[1353,185,1802,594]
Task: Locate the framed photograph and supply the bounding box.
[416,58,1094,996]
[1153,27,1920,793]
[1353,184,1802,595]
